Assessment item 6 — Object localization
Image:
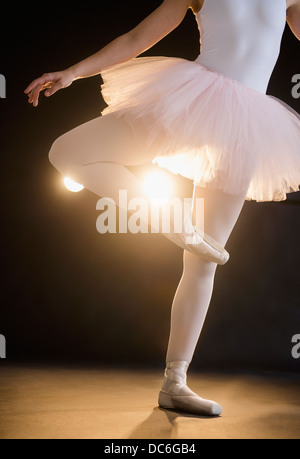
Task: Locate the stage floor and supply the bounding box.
[0,364,299,439]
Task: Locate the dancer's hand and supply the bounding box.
[24,69,75,107]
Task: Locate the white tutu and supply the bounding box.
[100,56,300,202]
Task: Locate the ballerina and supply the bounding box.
[25,0,300,416]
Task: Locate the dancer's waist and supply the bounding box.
[194,54,275,94]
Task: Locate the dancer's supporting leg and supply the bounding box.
[159,187,247,415]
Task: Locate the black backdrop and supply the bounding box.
[1,1,300,372]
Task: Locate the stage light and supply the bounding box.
[142,171,173,203]
[64,177,84,193]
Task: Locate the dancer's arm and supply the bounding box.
[25,0,194,106]
[287,0,300,40]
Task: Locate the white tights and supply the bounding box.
[49,113,247,366]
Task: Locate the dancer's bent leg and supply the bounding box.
[49,113,155,205]
[159,187,247,416]
[49,113,228,262]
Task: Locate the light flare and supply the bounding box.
[64,177,84,193]
[142,171,173,204]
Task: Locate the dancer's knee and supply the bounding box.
[49,135,64,172]
[48,133,77,177]
[183,250,217,281]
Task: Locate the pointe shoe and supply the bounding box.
[158,386,223,417]
[162,201,229,265]
[158,361,222,417]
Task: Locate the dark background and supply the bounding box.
[1,1,300,373]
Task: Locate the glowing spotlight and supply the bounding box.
[64,177,84,193]
[143,171,173,203]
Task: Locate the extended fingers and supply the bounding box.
[28,82,54,106]
[25,71,69,106]
[27,84,42,106]
[24,73,53,95]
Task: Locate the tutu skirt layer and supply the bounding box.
[101,56,300,202]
